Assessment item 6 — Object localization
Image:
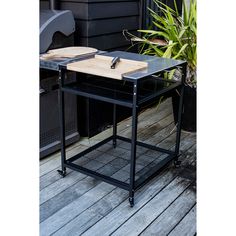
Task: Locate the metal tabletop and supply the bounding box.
[103,51,185,81]
[40,50,185,81]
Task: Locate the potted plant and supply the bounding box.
[125,0,196,132]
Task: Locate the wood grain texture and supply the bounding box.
[140,187,196,236]
[40,144,88,177]
[40,46,98,59]
[81,137,196,236]
[83,177,191,236]
[51,136,196,236]
[67,54,148,80]
[39,98,196,236]
[168,205,197,236]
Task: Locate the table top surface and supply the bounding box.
[40,50,185,81]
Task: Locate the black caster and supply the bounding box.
[113,141,117,149]
[129,197,134,207]
[174,160,181,168]
[57,169,67,177]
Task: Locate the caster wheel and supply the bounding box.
[129,197,134,207]
[174,160,181,168]
[57,169,67,177]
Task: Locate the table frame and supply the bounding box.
[57,58,187,207]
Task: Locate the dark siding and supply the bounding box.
[76,16,139,37]
[40,0,141,51]
[60,2,139,20]
[79,30,137,50]
[40,0,182,50]
[40,1,49,9]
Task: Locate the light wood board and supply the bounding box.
[40,46,98,60]
[66,54,148,80]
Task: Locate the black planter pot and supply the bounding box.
[172,86,196,132]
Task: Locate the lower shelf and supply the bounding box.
[62,135,177,192]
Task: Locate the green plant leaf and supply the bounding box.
[133,0,197,86]
[153,0,176,16]
[173,43,188,59]
[152,21,167,32]
[168,69,176,80]
[183,0,189,25]
[173,0,179,17]
[138,29,159,36]
[149,43,164,56]
[162,42,175,58]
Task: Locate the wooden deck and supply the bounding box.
[40,98,196,236]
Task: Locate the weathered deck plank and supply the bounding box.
[52,141,196,236]
[40,130,191,222]
[168,205,197,236]
[40,162,119,223]
[139,185,196,236]
[79,141,196,236]
[40,159,102,205]
[40,167,130,236]
[41,135,181,224]
[40,144,88,176]
[116,178,193,236]
[40,98,196,236]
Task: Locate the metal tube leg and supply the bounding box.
[57,68,67,177]
[113,104,117,148]
[174,63,187,167]
[129,82,138,207]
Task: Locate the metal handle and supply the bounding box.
[39,88,46,94]
[111,57,120,69]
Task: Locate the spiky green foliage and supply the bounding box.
[137,0,197,86]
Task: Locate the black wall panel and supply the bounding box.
[40,0,141,51]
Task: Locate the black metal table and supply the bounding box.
[40,51,187,206]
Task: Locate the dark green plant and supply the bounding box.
[126,0,197,87]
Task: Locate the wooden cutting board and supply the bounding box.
[66,55,148,80]
[40,46,98,60]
